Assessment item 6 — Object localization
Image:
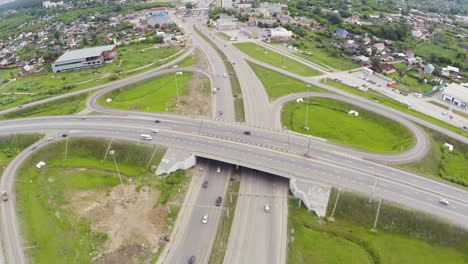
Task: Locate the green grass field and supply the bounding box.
[16,138,190,263]
[178,53,198,68]
[98,72,193,112]
[247,62,326,100]
[234,42,322,77]
[292,41,360,71]
[322,78,468,137]
[390,73,433,93]
[281,97,414,153]
[400,128,468,187]
[0,44,179,111]
[288,190,468,264]
[0,134,41,175]
[1,93,88,119]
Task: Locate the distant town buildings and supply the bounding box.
[267,27,292,41]
[51,45,117,73]
[42,1,64,8]
[216,15,238,31]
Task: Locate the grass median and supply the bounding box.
[322,78,468,137]
[247,61,326,100]
[234,42,322,77]
[209,170,240,264]
[288,189,468,264]
[282,97,415,153]
[16,138,190,263]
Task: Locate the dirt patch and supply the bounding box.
[69,184,168,264]
[175,72,212,117]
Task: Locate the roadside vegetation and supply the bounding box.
[16,138,190,263]
[0,134,41,175]
[178,53,199,68]
[99,72,212,116]
[194,26,245,121]
[0,93,89,119]
[400,128,468,187]
[209,170,240,264]
[282,97,415,153]
[322,78,468,137]
[234,42,322,77]
[247,62,326,100]
[0,44,180,111]
[288,190,468,264]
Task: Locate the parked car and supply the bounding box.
[202,180,209,188]
[216,196,222,206]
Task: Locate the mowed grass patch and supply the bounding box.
[288,190,468,264]
[234,42,322,76]
[400,128,468,187]
[16,138,189,263]
[247,61,326,100]
[1,93,88,119]
[282,97,415,153]
[322,78,468,137]
[0,134,42,175]
[99,72,192,112]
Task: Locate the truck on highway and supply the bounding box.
[140,134,153,141]
[2,191,8,202]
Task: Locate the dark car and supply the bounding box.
[154,120,161,123]
[62,134,68,138]
[188,255,195,264]
[243,131,251,136]
[216,196,222,206]
[202,180,208,188]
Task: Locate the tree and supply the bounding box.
[327,13,343,25]
[371,57,381,68]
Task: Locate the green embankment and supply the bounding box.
[0,134,42,175]
[288,190,468,264]
[282,97,415,153]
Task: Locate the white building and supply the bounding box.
[51,45,117,73]
[220,0,233,8]
[43,1,64,8]
[268,27,292,41]
[216,15,238,30]
[440,83,468,110]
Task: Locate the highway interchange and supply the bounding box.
[1,3,468,264]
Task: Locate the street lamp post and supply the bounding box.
[109,150,129,202]
[304,84,311,131]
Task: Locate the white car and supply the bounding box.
[202,215,208,224]
[80,116,88,120]
[46,137,54,141]
[216,167,221,173]
[152,129,159,133]
[264,204,270,213]
[439,198,449,205]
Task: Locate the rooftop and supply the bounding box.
[444,83,468,100]
[55,45,116,63]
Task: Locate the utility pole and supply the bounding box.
[304,84,311,131]
[110,150,129,202]
[175,71,183,106]
[329,188,341,222]
[103,138,113,161]
[371,198,382,232]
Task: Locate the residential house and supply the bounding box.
[405,50,415,58]
[373,43,385,52]
[267,27,292,41]
[336,28,349,38]
[424,64,435,75]
[344,15,360,24]
[381,64,395,74]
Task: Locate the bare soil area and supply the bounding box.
[69,184,167,264]
[176,72,212,117]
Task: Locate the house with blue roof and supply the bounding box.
[336,28,349,38]
[424,64,435,75]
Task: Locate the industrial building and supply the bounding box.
[51,45,117,73]
[440,83,468,110]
